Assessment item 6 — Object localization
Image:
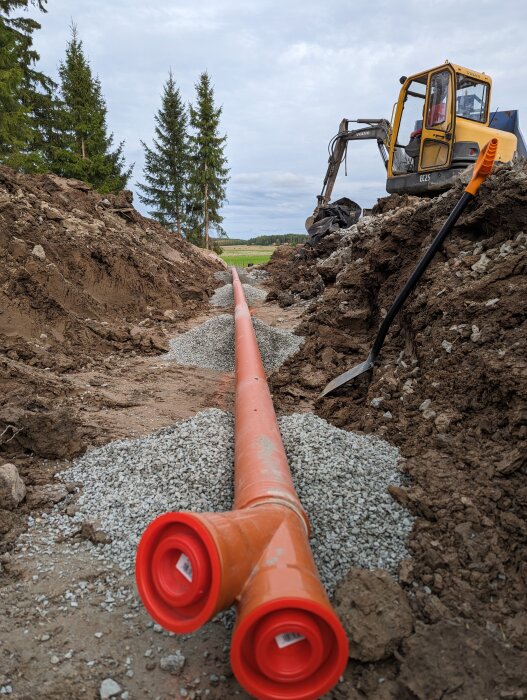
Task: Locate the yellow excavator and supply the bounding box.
[307,61,526,237]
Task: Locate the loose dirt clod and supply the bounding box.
[210,283,267,307]
[40,409,412,596]
[164,314,303,371]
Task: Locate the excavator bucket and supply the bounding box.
[306,197,361,245]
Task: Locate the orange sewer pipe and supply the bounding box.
[136,268,348,699]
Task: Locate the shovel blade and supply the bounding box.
[319,357,374,398]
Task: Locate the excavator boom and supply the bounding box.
[306,118,391,231]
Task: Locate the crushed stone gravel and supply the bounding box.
[47,409,413,594]
[164,314,303,372]
[214,269,269,284]
[210,283,267,307]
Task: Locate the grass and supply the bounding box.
[220,244,275,267]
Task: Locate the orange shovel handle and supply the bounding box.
[465,137,498,195]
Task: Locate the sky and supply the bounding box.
[29,0,527,239]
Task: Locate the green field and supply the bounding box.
[220,245,275,267]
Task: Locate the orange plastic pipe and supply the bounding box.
[136,268,348,699]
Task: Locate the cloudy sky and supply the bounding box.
[29,0,527,238]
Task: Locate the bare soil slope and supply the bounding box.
[0,166,221,462]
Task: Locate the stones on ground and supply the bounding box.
[100,678,122,699]
[471,252,491,274]
[164,315,303,372]
[0,463,26,509]
[210,283,267,307]
[418,399,436,421]
[333,568,413,661]
[31,244,46,260]
[159,651,186,675]
[52,409,412,593]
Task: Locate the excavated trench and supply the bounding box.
[1,264,415,699]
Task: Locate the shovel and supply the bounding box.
[319,138,498,398]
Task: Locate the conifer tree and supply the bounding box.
[0,0,54,170]
[53,25,132,193]
[137,71,189,235]
[187,72,229,249]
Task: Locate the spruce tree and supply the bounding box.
[188,72,229,249]
[137,71,189,235]
[0,0,54,171]
[53,25,132,193]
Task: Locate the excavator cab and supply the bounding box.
[387,62,516,193]
[307,61,524,234]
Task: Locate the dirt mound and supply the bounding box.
[0,166,220,458]
[267,162,527,687]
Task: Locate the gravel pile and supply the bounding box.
[210,283,267,307]
[164,314,303,372]
[214,268,269,284]
[52,409,413,593]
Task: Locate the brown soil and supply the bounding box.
[268,162,527,696]
[0,166,222,461]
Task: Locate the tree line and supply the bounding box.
[0,1,229,248]
[219,234,307,246]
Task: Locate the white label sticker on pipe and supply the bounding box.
[176,553,193,582]
[275,632,305,649]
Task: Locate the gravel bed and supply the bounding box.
[214,268,268,284]
[50,409,413,594]
[164,314,303,372]
[210,283,267,307]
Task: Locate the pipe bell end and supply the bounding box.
[135,512,221,633]
[231,598,348,700]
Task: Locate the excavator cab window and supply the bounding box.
[426,71,449,128]
[456,74,488,123]
[392,76,427,175]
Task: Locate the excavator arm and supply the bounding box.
[307,118,391,230]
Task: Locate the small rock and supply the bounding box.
[31,244,46,260]
[100,678,122,699]
[159,651,186,675]
[470,325,481,342]
[80,520,112,545]
[0,463,26,509]
[370,397,383,408]
[422,408,437,421]
[50,655,60,665]
[383,411,393,420]
[441,340,453,354]
[418,399,431,412]
[471,253,490,273]
[485,298,499,307]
